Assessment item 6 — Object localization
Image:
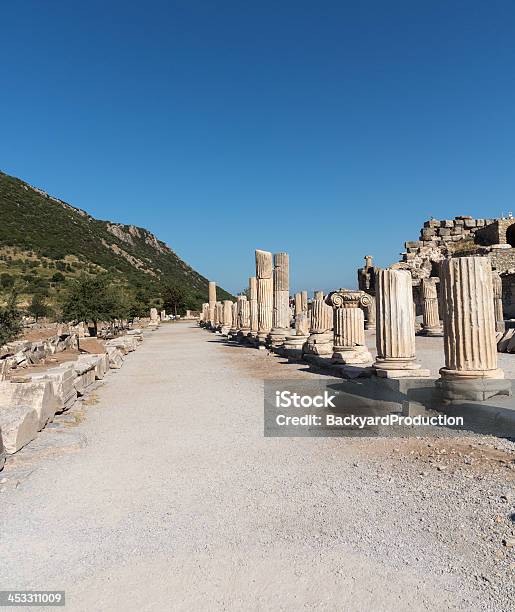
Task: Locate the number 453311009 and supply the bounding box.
[0,591,65,606]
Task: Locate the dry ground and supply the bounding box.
[1,324,514,611]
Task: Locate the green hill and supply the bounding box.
[0,170,233,312]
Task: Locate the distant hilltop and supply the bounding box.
[0,170,233,309]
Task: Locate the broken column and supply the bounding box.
[249,276,258,339]
[269,253,290,348]
[438,257,509,400]
[374,269,429,377]
[492,270,505,333]
[364,295,376,331]
[303,291,333,356]
[327,290,372,364]
[208,281,217,329]
[301,290,308,314]
[149,308,159,327]
[256,250,273,347]
[421,277,443,336]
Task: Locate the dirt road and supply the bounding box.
[1,324,514,611]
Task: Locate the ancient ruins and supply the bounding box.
[200,223,515,409]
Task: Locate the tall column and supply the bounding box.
[327,290,372,364]
[256,250,273,346]
[294,292,302,317]
[208,281,217,328]
[421,278,443,336]
[492,270,505,333]
[374,269,428,377]
[269,252,290,348]
[229,301,239,337]
[249,276,258,337]
[438,257,508,399]
[237,295,250,339]
[304,291,333,356]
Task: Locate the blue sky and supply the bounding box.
[2,1,515,295]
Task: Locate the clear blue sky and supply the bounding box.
[2,1,515,295]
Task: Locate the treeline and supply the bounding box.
[0,273,192,344]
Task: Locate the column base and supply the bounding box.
[421,326,444,337]
[268,328,290,349]
[221,325,231,336]
[437,368,511,401]
[281,334,308,358]
[303,332,333,356]
[332,346,372,365]
[257,331,271,348]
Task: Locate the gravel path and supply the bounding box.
[1,324,514,611]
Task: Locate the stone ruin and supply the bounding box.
[200,244,512,407]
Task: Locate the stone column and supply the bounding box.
[237,296,250,340]
[249,276,258,337]
[301,290,308,314]
[221,300,232,335]
[438,257,508,399]
[229,302,239,337]
[420,278,443,336]
[492,270,505,333]
[208,281,217,328]
[149,307,159,327]
[327,290,372,364]
[364,295,376,330]
[256,250,273,346]
[303,291,333,356]
[374,269,428,377]
[294,292,302,317]
[269,252,290,348]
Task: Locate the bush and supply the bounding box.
[0,290,22,346]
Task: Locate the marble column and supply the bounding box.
[327,290,372,364]
[149,307,159,327]
[208,281,217,328]
[374,269,428,377]
[301,290,308,314]
[237,296,250,339]
[492,270,505,333]
[420,278,443,336]
[294,292,302,317]
[269,252,290,347]
[249,276,258,337]
[303,291,333,356]
[438,257,507,398]
[256,250,273,346]
[221,300,233,335]
[229,301,239,337]
[364,295,376,331]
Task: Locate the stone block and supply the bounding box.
[107,347,124,369]
[27,364,77,412]
[424,220,440,228]
[439,228,451,236]
[405,240,423,249]
[0,404,39,454]
[0,381,59,429]
[77,354,108,380]
[476,219,485,227]
[73,360,97,396]
[421,229,435,240]
[441,220,454,228]
[464,219,476,228]
[78,338,106,354]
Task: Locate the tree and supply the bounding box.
[161,284,186,316]
[61,275,127,336]
[51,271,65,283]
[0,289,22,346]
[0,273,14,289]
[28,293,53,322]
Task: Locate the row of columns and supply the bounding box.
[200,254,506,398]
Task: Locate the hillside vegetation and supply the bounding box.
[0,170,232,312]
